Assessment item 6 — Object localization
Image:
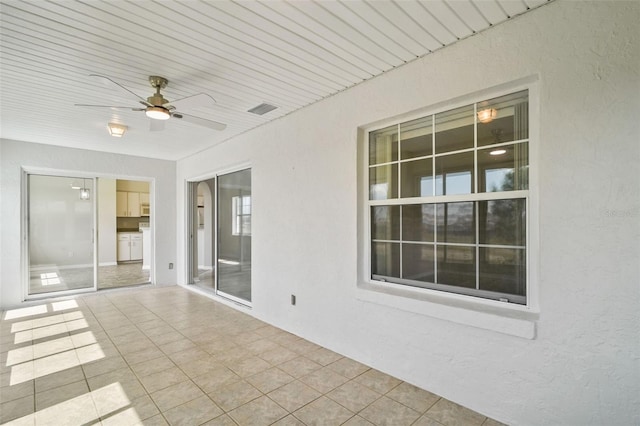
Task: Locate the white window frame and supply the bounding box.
[232,195,251,236]
[357,78,540,339]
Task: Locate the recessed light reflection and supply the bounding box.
[489,149,507,156]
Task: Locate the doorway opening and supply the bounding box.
[25,172,153,299]
[188,168,251,305]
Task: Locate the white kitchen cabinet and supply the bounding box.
[116,191,128,217]
[140,192,150,205]
[117,232,143,261]
[128,192,141,217]
[116,191,146,217]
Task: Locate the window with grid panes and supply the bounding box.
[368,90,529,304]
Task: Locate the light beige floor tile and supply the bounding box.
[305,347,343,366]
[87,367,148,402]
[386,381,440,413]
[242,337,281,355]
[299,367,349,394]
[33,349,81,378]
[169,347,211,365]
[148,330,184,346]
[327,358,370,379]
[123,347,166,365]
[163,395,223,426]
[100,394,160,425]
[4,345,34,366]
[82,354,128,378]
[140,366,189,393]
[359,395,421,426]
[215,345,253,365]
[76,342,118,364]
[258,346,299,365]
[353,369,402,394]
[159,338,197,355]
[342,416,375,426]
[293,395,354,426]
[230,330,264,346]
[287,338,322,355]
[130,355,176,378]
[208,380,262,412]
[4,361,35,385]
[150,379,204,412]
[412,415,446,426]
[179,355,221,378]
[0,394,34,424]
[117,338,157,355]
[228,395,288,426]
[272,414,306,426]
[424,399,487,426]
[201,413,238,426]
[227,355,272,378]
[246,367,295,393]
[278,356,322,378]
[138,413,169,425]
[192,366,241,394]
[34,393,99,426]
[267,380,322,413]
[326,380,381,413]
[0,378,34,403]
[35,365,84,393]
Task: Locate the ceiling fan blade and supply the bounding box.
[75,104,145,111]
[172,112,227,131]
[166,93,217,111]
[89,74,149,104]
[150,119,165,132]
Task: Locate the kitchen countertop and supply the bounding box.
[117,228,141,233]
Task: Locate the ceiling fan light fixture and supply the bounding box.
[146,106,170,120]
[107,122,128,137]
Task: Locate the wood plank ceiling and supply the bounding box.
[0,0,550,160]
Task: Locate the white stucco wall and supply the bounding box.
[176,2,640,425]
[0,139,177,307]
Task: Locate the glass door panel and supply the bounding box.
[217,169,251,303]
[28,175,96,295]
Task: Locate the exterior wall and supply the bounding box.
[176,2,640,425]
[0,139,177,307]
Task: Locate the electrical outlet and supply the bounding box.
[291,294,296,305]
[169,263,174,269]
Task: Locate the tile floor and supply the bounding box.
[0,286,504,426]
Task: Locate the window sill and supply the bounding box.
[356,281,538,339]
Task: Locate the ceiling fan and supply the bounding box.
[75,74,227,131]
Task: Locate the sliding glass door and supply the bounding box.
[188,168,251,304]
[28,174,96,295]
[217,169,252,302]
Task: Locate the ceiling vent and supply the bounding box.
[248,103,278,115]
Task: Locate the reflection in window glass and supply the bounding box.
[401,116,432,159]
[371,206,400,241]
[369,125,398,165]
[401,159,432,198]
[435,152,474,195]
[372,242,400,278]
[477,90,528,146]
[402,204,435,242]
[479,199,526,246]
[479,248,526,296]
[436,246,475,288]
[437,202,475,244]
[478,142,528,192]
[369,164,398,200]
[402,244,435,282]
[435,105,474,154]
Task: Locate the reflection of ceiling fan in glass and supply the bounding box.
[75,74,226,131]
